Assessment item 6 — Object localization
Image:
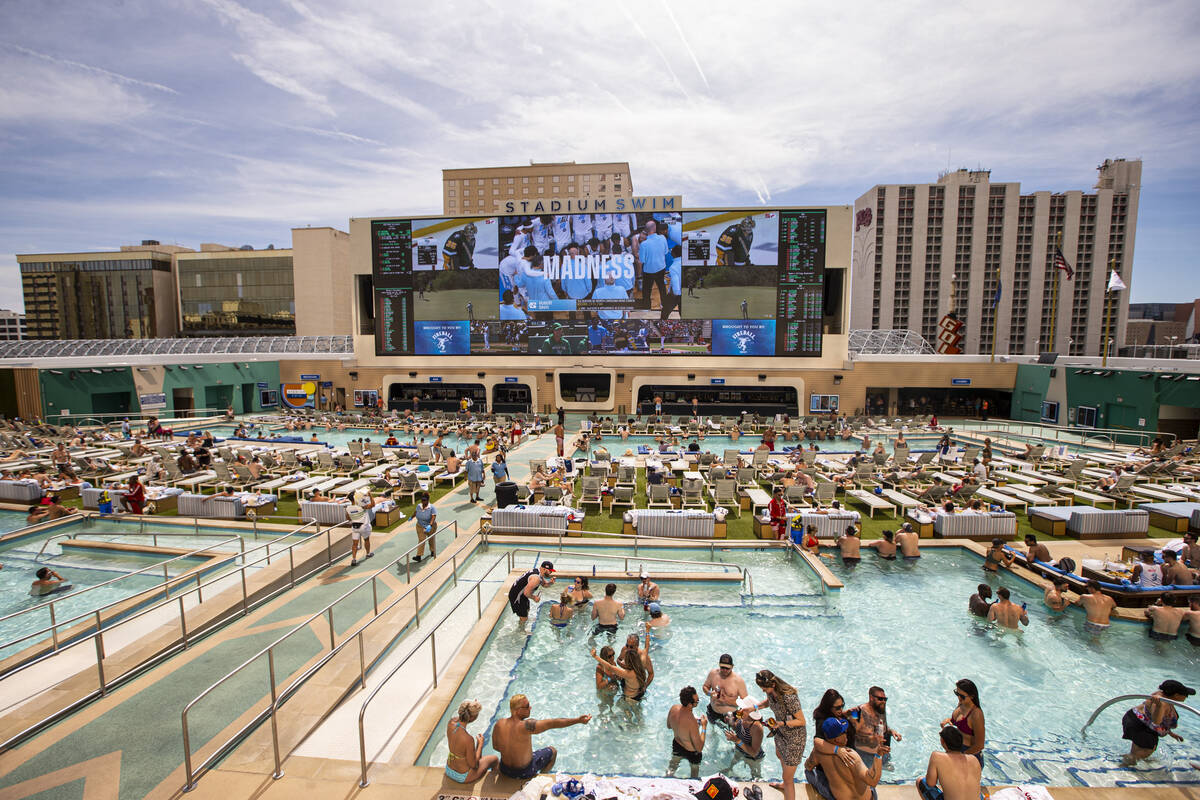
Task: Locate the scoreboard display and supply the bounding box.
[371,207,827,357]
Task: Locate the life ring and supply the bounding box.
[145,502,157,515]
[246,509,257,520]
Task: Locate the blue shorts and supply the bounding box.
[499,746,554,780]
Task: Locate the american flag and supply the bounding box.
[1053,247,1074,279]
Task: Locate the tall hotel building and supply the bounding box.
[851,159,1140,356]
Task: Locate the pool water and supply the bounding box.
[419,546,1199,786]
[0,510,28,535]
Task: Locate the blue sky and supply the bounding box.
[1,0,1198,312]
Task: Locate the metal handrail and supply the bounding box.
[357,550,513,786]
[0,518,335,751]
[1080,694,1200,738]
[485,524,733,561]
[505,545,745,578]
[0,534,245,653]
[181,518,466,791]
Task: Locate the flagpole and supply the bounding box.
[1102,258,1116,367]
[1047,230,1062,352]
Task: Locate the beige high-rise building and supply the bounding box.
[442,161,633,215]
[851,159,1141,357]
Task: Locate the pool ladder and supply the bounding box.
[1080,694,1200,738]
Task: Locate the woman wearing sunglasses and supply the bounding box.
[940,679,985,766]
[753,669,807,800]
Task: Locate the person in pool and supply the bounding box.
[595,645,621,697]
[443,700,499,784]
[982,538,1014,573]
[1073,580,1116,634]
[31,567,67,595]
[568,576,593,607]
[805,716,880,800]
[702,652,748,724]
[866,530,897,559]
[549,591,574,628]
[1043,579,1070,612]
[637,571,660,608]
[666,686,708,779]
[895,524,921,559]
[1144,596,1187,641]
[591,582,625,635]
[491,694,590,780]
[591,628,652,702]
[646,602,670,628]
[987,587,1028,630]
[968,584,993,618]
[1121,679,1194,765]
[940,679,985,767]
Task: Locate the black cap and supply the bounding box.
[540,560,555,572]
[694,776,735,800]
[719,653,733,666]
[1160,679,1196,697]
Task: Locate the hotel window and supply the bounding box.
[493,188,499,195]
[538,176,544,183]
[448,189,455,196]
[568,175,575,182]
[507,178,514,184]
[537,187,544,194]
[523,188,529,194]
[477,189,484,196]
[523,177,529,183]
[492,179,499,185]
[552,176,560,183]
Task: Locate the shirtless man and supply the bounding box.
[805,717,881,800]
[916,726,982,800]
[1183,596,1200,646]
[591,582,625,636]
[866,530,897,559]
[838,525,862,565]
[987,587,1029,629]
[1043,579,1070,612]
[553,423,565,457]
[1162,550,1194,586]
[702,653,748,724]
[491,694,590,781]
[1181,532,1199,569]
[1145,596,1187,641]
[666,686,708,779]
[646,603,670,628]
[895,523,922,559]
[1023,534,1052,565]
[637,571,660,609]
[968,584,992,617]
[1074,580,1116,634]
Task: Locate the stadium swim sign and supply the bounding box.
[501,195,681,214]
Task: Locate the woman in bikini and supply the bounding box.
[443,700,499,784]
[569,576,593,608]
[591,628,651,702]
[1121,679,1193,765]
[940,678,985,766]
[549,591,574,628]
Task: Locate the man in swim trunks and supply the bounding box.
[591,582,625,635]
[838,525,862,565]
[895,523,921,559]
[1144,596,1186,641]
[968,584,992,618]
[666,686,707,778]
[637,571,660,608]
[1022,534,1052,566]
[508,561,556,631]
[491,694,590,780]
[866,530,897,559]
[1075,580,1116,633]
[916,725,981,800]
[646,602,670,628]
[1162,549,1194,586]
[1183,596,1200,646]
[987,587,1028,630]
[31,567,67,595]
[702,653,748,724]
[1043,579,1070,612]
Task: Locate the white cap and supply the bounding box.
[737,696,762,719]
[640,570,649,579]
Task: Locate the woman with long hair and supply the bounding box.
[811,688,851,740]
[443,700,499,784]
[753,669,807,800]
[940,679,985,766]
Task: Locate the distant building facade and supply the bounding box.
[852,159,1141,356]
[0,310,26,341]
[1126,299,1199,346]
[442,161,633,215]
[17,241,185,339]
[175,246,295,336]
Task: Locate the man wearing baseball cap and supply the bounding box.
[638,570,660,609]
[805,716,880,800]
[895,522,922,559]
[507,561,556,632]
[702,653,748,725]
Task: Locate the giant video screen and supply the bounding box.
[372,207,825,356]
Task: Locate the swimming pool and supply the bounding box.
[418,545,1199,787]
[0,510,28,535]
[193,423,483,455]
